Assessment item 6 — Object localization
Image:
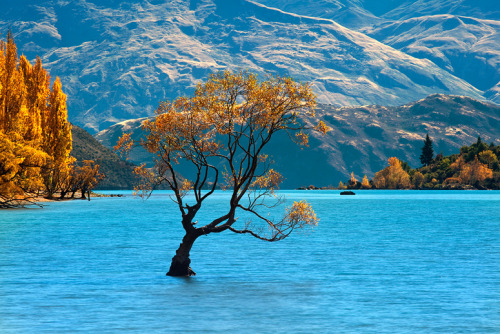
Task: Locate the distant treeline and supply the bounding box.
[341,136,500,190]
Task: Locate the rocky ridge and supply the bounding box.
[0,0,492,132]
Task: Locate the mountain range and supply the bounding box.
[1,0,498,133]
[95,94,500,188]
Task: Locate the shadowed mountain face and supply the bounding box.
[71,125,138,189]
[0,0,490,133]
[95,95,500,188]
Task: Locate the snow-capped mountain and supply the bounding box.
[1,0,492,132]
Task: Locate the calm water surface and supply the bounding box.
[0,190,499,333]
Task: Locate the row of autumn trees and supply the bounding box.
[0,33,103,208]
[341,135,499,190]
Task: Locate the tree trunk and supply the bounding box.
[167,232,198,277]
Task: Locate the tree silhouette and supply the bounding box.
[420,133,434,166]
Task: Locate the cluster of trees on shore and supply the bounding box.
[342,135,500,190]
[0,33,103,208]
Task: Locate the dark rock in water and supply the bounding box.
[340,191,356,195]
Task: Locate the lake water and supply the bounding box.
[0,190,499,333]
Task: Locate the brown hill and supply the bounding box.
[94,94,500,188]
[71,125,138,189]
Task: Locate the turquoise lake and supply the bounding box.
[1,190,499,333]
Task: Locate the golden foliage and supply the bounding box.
[72,160,104,199]
[133,164,158,198]
[117,70,323,242]
[314,120,331,135]
[361,174,371,189]
[456,155,493,185]
[284,200,319,228]
[349,172,357,187]
[114,133,133,159]
[295,131,309,147]
[373,157,411,189]
[251,169,283,191]
[0,33,74,205]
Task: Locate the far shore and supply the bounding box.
[10,192,124,207]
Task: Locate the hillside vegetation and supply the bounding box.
[71,125,137,190]
[95,94,500,188]
[343,137,500,190]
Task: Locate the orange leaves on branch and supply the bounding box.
[179,179,193,198]
[314,120,331,135]
[251,169,283,191]
[114,133,133,159]
[295,131,309,147]
[258,154,268,163]
[118,70,325,244]
[133,163,158,198]
[284,200,319,229]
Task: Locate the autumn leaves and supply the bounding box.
[0,33,101,207]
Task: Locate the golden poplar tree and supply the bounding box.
[361,174,371,188]
[0,32,46,206]
[19,55,48,142]
[348,172,358,188]
[42,77,72,197]
[0,32,73,205]
[0,32,27,135]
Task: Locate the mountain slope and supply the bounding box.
[95,94,500,188]
[71,125,138,189]
[250,0,380,29]
[383,0,500,21]
[364,15,500,99]
[0,0,484,132]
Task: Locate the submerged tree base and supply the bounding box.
[166,259,196,277]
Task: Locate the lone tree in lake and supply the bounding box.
[420,133,434,166]
[116,71,329,276]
